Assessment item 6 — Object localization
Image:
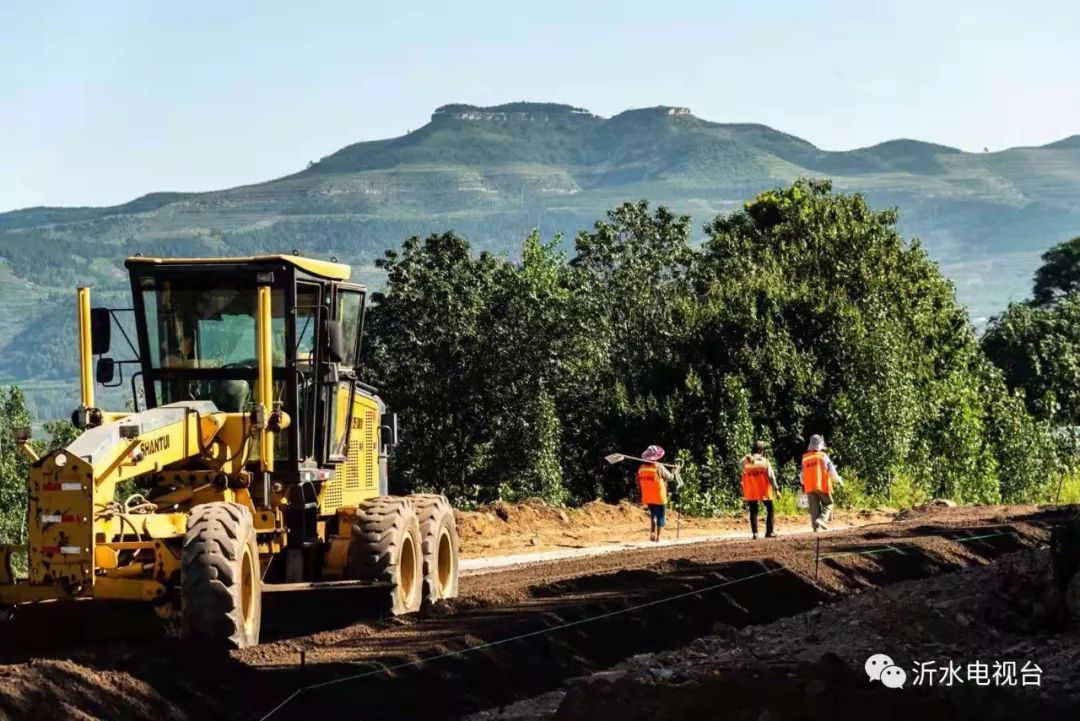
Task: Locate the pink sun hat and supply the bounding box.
[642,445,665,462]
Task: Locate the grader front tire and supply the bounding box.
[181,502,262,649]
[348,496,423,615]
[409,494,460,604]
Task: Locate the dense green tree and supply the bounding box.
[1033,236,1080,306]
[568,201,698,499]
[42,418,80,449]
[983,295,1080,427]
[0,388,76,546]
[0,387,34,547]
[364,181,1063,509]
[363,232,503,501]
[364,232,597,504]
[983,376,1064,503]
[984,248,1075,483]
[983,239,1080,478]
[689,179,1041,502]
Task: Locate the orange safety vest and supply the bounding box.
[801,451,832,494]
[638,463,667,505]
[741,456,772,501]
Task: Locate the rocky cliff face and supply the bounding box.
[431,102,598,123]
[430,103,693,123]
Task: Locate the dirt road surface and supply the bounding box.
[0,504,1072,720]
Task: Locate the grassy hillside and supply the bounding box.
[1,102,1078,418]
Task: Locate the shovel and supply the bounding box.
[604,452,680,469]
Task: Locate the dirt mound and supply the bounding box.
[455,499,661,557]
[0,658,183,721]
[457,500,642,539]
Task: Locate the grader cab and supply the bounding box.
[0,255,459,648]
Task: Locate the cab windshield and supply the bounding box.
[140,280,319,412]
[141,284,317,369]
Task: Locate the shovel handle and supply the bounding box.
[616,455,680,469]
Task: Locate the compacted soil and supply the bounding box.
[0,503,1072,721]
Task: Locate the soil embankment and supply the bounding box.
[0,504,1071,721]
[455,499,892,557]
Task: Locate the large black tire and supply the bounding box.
[409,493,459,604]
[181,502,261,648]
[348,496,423,615]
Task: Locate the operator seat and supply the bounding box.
[213,379,251,413]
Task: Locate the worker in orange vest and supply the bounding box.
[801,434,843,531]
[638,445,674,542]
[741,440,780,539]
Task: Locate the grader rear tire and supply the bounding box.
[181,502,261,649]
[409,494,459,604]
[348,496,423,615]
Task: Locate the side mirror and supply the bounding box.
[90,308,111,355]
[380,412,399,447]
[96,357,115,384]
[324,319,346,364]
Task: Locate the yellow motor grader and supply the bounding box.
[0,255,459,648]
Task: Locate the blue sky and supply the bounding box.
[2,0,1077,211]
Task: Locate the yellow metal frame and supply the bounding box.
[0,479,267,610]
[77,286,94,409]
[257,284,275,472]
[126,254,355,281]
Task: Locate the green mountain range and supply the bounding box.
[2,102,1079,419]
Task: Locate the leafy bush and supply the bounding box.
[887,471,930,509]
[1056,472,1080,505]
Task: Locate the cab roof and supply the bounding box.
[125,254,352,281]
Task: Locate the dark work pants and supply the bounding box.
[747,500,774,536]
